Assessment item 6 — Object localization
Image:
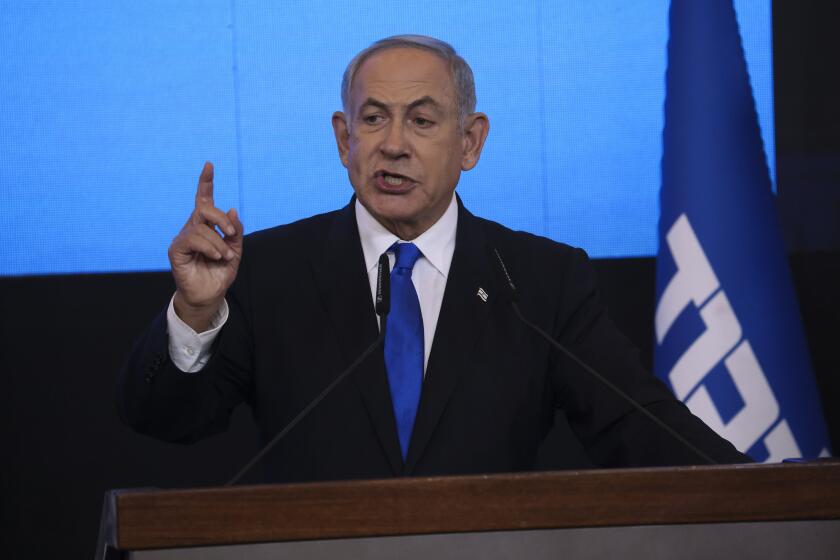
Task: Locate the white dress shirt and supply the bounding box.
[167,193,458,374]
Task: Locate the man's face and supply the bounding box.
[332,47,488,239]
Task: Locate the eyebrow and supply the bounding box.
[359,95,444,113]
[407,96,443,112]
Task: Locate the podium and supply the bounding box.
[97,462,840,559]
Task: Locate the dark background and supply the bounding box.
[2,1,839,558]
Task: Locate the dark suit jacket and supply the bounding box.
[119,199,748,483]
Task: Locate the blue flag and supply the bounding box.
[655,0,831,462]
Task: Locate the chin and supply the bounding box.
[370,200,422,225]
[360,188,419,216]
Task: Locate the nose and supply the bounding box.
[380,120,410,160]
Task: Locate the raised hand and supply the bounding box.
[168,162,243,332]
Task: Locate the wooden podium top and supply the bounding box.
[102,461,840,552]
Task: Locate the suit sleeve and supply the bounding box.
[116,254,255,444]
[549,248,751,466]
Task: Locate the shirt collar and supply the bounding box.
[356,193,458,278]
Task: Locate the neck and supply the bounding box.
[360,195,456,241]
[378,220,429,241]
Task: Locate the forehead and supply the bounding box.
[351,47,456,109]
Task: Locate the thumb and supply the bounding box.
[227,207,244,247]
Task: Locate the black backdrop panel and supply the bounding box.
[0,272,261,558]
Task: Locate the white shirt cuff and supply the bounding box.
[166,295,229,373]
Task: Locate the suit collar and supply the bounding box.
[311,200,403,475]
[403,199,501,473]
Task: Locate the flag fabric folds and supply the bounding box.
[655,0,831,461]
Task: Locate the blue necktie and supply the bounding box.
[384,242,424,460]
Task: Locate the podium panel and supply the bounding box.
[98,462,840,560]
[130,520,840,560]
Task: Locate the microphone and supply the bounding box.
[376,251,390,318]
[492,248,716,466]
[225,252,392,485]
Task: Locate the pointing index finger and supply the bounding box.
[195,161,214,206]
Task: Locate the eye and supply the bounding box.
[362,114,384,125]
[414,117,433,128]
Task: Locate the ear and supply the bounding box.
[460,112,490,171]
[332,111,351,168]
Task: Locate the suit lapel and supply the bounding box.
[310,202,403,475]
[404,203,498,474]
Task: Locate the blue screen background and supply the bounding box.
[0,1,774,275]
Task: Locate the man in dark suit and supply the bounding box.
[119,35,748,482]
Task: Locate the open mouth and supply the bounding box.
[375,170,415,191]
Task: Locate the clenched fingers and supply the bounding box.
[192,204,236,236]
[191,224,236,261]
[170,230,225,263]
[171,219,239,262]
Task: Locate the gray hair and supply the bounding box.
[340,35,477,126]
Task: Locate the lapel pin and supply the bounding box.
[477,287,489,302]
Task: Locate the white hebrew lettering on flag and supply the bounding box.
[656,213,802,461]
[686,340,779,451]
[655,214,720,344]
[667,291,741,399]
[763,419,803,463]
